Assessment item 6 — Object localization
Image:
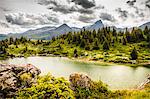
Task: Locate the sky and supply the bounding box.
[0,0,150,34]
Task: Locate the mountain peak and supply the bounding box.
[60,24,70,28]
[94,20,103,25]
[55,23,71,30]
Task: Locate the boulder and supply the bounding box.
[0,64,41,98]
[69,73,92,90]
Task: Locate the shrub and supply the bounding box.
[17,74,74,99]
[73,80,111,99]
[20,73,32,87]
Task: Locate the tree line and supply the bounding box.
[53,26,150,51]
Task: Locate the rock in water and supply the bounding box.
[0,64,41,98]
[69,73,92,90]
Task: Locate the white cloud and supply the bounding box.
[5,12,59,27]
[0,0,150,34]
[0,21,27,34]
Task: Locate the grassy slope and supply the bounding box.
[4,39,150,67]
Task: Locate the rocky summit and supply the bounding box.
[0,64,41,98]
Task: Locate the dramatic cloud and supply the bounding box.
[145,0,150,8]
[38,0,102,14]
[0,21,10,28]
[0,20,27,34]
[94,5,105,9]
[0,0,150,34]
[116,8,129,20]
[71,0,95,8]
[99,13,116,22]
[126,0,145,17]
[49,5,73,14]
[38,0,58,6]
[5,13,59,26]
[126,0,136,6]
[49,4,94,14]
[0,7,11,12]
[134,7,145,17]
[79,8,94,14]
[78,15,95,23]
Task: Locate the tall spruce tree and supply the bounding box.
[122,36,127,45]
[130,47,138,60]
[80,39,85,48]
[103,40,109,50]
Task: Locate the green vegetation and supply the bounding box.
[17,74,74,98]
[0,25,150,98]
[16,73,150,99]
[0,26,150,65]
[130,47,138,60]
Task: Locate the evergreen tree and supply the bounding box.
[143,26,149,35]
[130,47,138,60]
[73,49,78,57]
[85,45,91,50]
[92,40,99,50]
[9,37,14,45]
[122,36,127,45]
[103,40,109,50]
[125,28,131,42]
[80,40,85,48]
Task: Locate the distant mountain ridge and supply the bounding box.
[0,34,7,40]
[83,20,104,31]
[7,24,75,40]
[0,20,150,40]
[139,22,150,30]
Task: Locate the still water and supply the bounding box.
[0,56,150,89]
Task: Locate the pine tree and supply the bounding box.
[80,39,85,48]
[85,45,91,50]
[73,49,78,57]
[122,36,127,45]
[143,26,149,35]
[125,28,131,42]
[130,47,138,60]
[103,40,109,50]
[92,40,99,50]
[9,37,14,45]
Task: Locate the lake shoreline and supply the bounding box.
[1,56,150,90]
[1,54,150,68]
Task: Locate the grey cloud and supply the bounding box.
[146,0,150,4]
[146,4,150,8]
[5,13,59,26]
[79,8,94,14]
[50,5,72,14]
[126,0,145,17]
[0,7,11,12]
[94,5,105,9]
[78,15,95,23]
[49,5,94,14]
[0,21,10,28]
[134,7,145,17]
[71,0,95,9]
[126,0,136,6]
[99,13,116,22]
[116,8,128,20]
[145,0,150,8]
[38,0,104,14]
[38,0,58,6]
[39,0,95,14]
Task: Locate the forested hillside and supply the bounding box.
[0,26,150,65]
